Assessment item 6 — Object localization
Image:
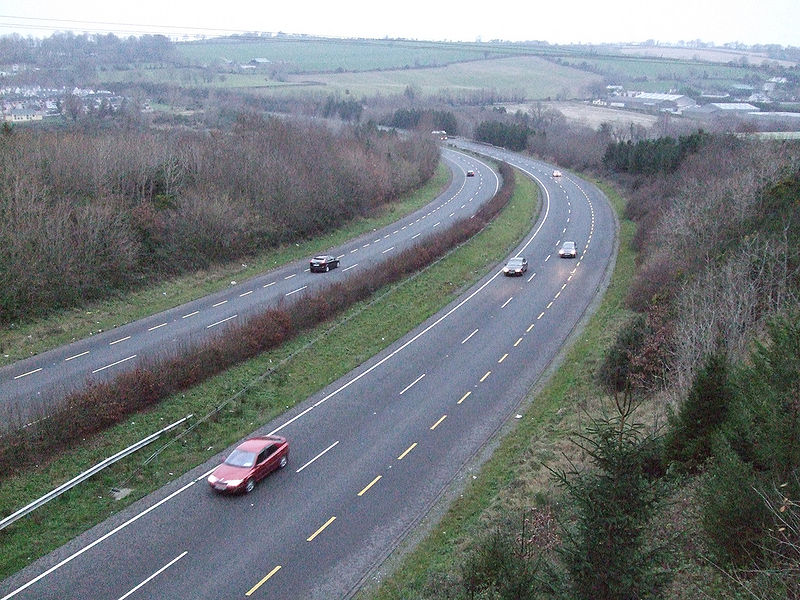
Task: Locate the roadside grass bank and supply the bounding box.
[360,180,635,600]
[0,169,538,581]
[0,163,451,368]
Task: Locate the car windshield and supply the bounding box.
[563,242,575,249]
[507,258,524,266]
[224,449,256,468]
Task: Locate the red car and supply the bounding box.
[208,436,289,494]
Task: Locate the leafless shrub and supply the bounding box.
[668,234,798,406]
[0,120,438,323]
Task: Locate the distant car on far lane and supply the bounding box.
[552,170,562,178]
[310,255,340,272]
[208,436,289,494]
[558,241,577,258]
[466,170,475,177]
[502,256,528,276]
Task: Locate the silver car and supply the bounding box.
[503,256,528,276]
[558,241,577,258]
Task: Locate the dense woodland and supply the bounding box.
[0,118,437,323]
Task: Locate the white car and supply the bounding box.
[558,241,577,258]
[552,170,562,178]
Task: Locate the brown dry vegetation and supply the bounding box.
[0,117,438,324]
[622,137,800,403]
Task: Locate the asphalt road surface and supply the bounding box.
[0,143,616,600]
[0,148,498,429]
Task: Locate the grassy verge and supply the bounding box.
[0,172,539,581]
[359,179,636,599]
[0,164,451,367]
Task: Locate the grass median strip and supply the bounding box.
[0,169,538,581]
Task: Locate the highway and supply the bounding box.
[0,144,617,600]
[0,148,497,429]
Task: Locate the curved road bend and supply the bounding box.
[0,148,498,428]
[0,147,616,600]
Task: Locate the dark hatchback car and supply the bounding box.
[309,255,340,272]
[466,170,475,177]
[208,436,289,494]
[502,256,528,276]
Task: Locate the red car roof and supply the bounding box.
[236,435,286,452]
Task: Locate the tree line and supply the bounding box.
[0,117,438,323]
[601,130,710,175]
[0,32,178,68]
[387,108,458,136]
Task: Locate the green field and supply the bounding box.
[176,37,516,72]
[98,53,601,101]
[557,54,757,85]
[278,55,600,99]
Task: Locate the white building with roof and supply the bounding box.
[614,92,696,113]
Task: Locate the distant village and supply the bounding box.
[0,80,134,123]
[594,77,800,129]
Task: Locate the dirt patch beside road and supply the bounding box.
[502,100,659,130]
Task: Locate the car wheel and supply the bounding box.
[279,456,288,469]
[325,264,329,272]
[245,479,255,493]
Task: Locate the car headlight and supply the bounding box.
[208,474,218,483]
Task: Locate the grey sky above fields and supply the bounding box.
[0,0,797,47]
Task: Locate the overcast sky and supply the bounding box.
[0,0,798,47]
